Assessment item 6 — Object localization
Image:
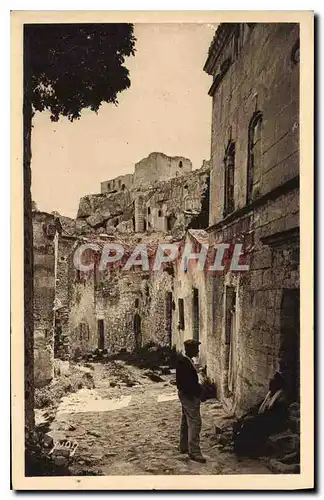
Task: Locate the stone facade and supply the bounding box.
[203,23,300,414]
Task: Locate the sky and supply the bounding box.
[31,23,216,218]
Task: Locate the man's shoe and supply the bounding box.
[189,454,206,463]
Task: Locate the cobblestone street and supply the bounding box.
[43,361,271,476]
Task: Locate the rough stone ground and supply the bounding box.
[43,361,271,476]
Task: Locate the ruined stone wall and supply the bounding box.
[101,173,134,194]
[33,212,56,387]
[145,166,210,234]
[69,271,98,359]
[134,152,192,186]
[208,23,299,225]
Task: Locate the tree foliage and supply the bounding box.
[24,23,136,121]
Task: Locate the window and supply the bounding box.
[179,160,183,168]
[223,141,235,216]
[147,207,151,215]
[135,298,139,308]
[247,111,262,204]
[107,183,111,190]
[158,209,162,217]
[178,298,185,330]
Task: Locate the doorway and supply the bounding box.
[279,288,300,402]
[225,286,237,396]
[98,319,105,350]
[192,288,199,342]
[134,313,142,348]
[165,291,173,346]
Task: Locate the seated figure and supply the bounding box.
[233,372,288,457]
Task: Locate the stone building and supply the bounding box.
[101,173,134,194]
[134,152,192,186]
[68,235,175,359]
[100,152,192,194]
[202,23,300,414]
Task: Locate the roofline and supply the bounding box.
[203,23,238,75]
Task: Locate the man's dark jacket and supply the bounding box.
[176,353,201,400]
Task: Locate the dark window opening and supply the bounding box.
[224,141,235,217]
[247,111,263,204]
[179,160,183,168]
[178,298,185,330]
[158,209,162,217]
[147,207,151,215]
[121,183,126,190]
[135,298,139,308]
[107,183,111,190]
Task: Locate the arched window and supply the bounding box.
[247,111,262,204]
[223,141,235,217]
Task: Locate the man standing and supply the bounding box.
[176,339,206,463]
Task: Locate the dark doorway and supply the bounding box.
[165,292,173,346]
[134,313,142,348]
[98,319,105,350]
[225,286,237,396]
[178,298,185,331]
[166,214,176,231]
[279,288,300,402]
[192,288,199,342]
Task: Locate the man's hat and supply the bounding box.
[184,339,201,346]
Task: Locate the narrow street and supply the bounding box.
[43,361,271,476]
